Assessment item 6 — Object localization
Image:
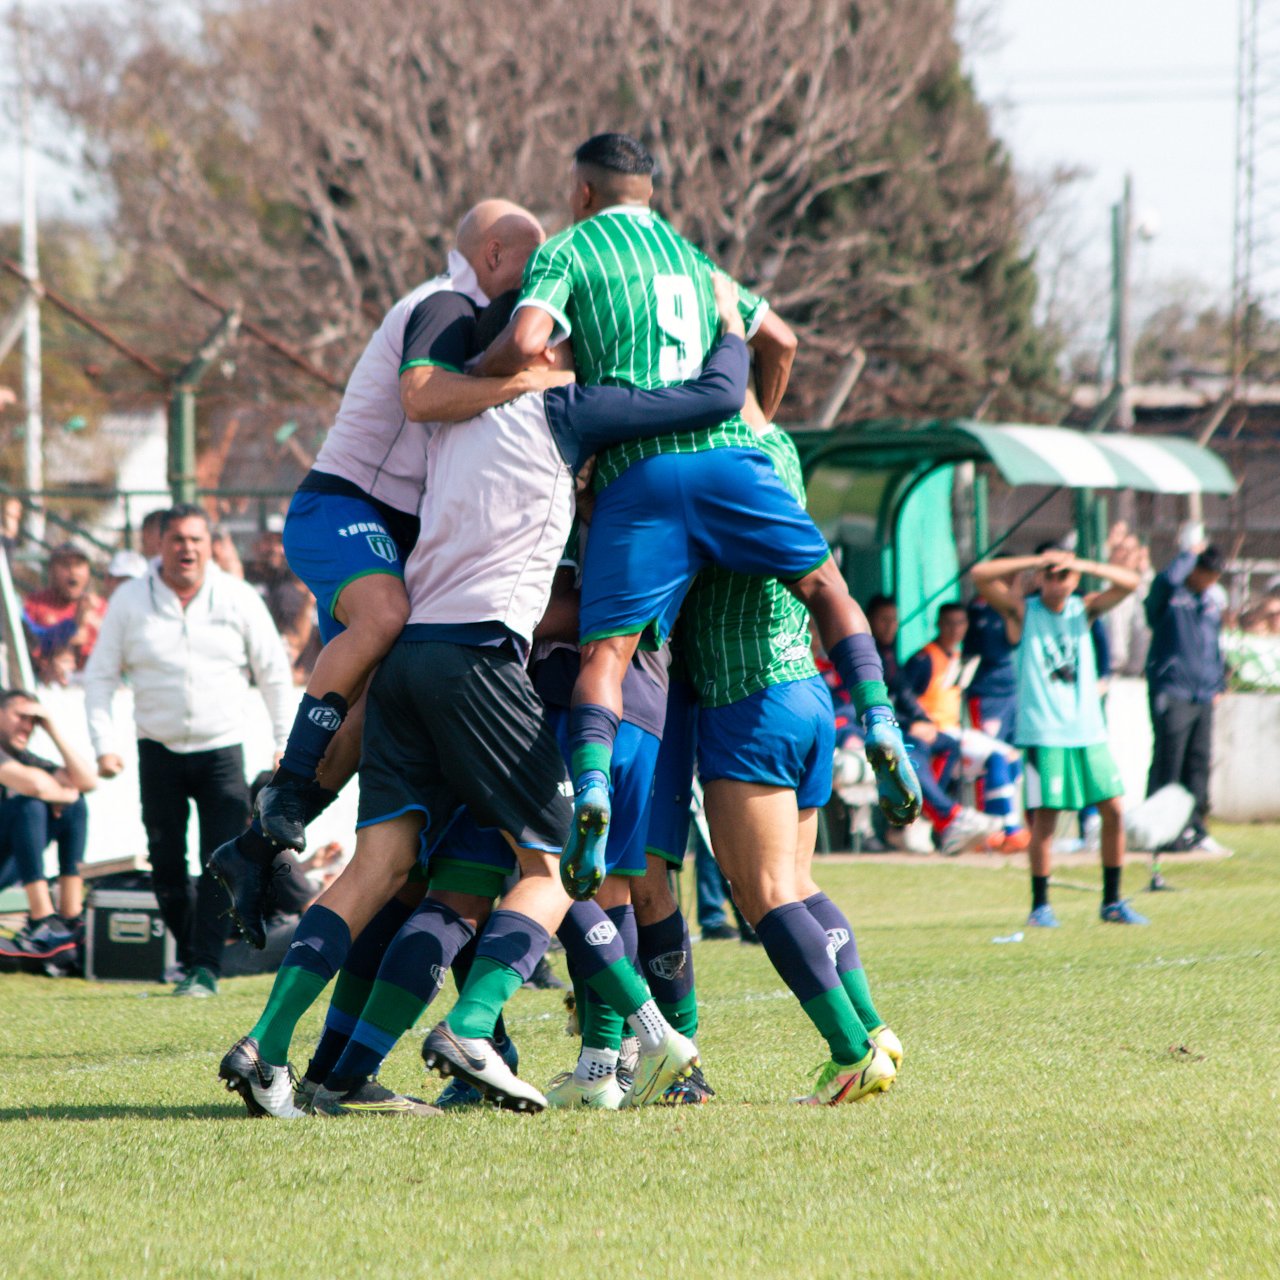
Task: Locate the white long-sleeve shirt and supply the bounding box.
[83,562,294,758]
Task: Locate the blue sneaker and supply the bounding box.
[433,1035,518,1108]
[560,773,610,900]
[1100,899,1149,925]
[1026,904,1061,928]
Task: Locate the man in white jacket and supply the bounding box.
[83,505,294,996]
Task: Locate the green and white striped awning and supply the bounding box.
[790,419,1237,495]
[960,423,1237,495]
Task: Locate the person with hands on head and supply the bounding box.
[971,542,1145,928]
[0,690,97,958]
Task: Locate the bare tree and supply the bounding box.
[32,0,1054,418]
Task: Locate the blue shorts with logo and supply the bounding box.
[283,489,409,644]
[698,675,835,810]
[645,677,698,868]
[546,706,659,877]
[579,448,832,648]
[425,808,516,897]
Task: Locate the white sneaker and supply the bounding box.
[545,1070,626,1110]
[218,1037,307,1119]
[940,807,1003,856]
[421,1021,547,1113]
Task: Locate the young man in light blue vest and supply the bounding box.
[971,543,1147,927]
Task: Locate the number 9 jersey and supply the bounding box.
[515,205,768,489]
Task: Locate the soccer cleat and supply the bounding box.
[698,921,739,941]
[422,1022,546,1113]
[313,1078,442,1117]
[434,1034,519,1108]
[661,1062,716,1105]
[1100,899,1149,925]
[208,837,274,950]
[869,1024,904,1070]
[294,1077,321,1115]
[939,807,1004,856]
[544,1070,626,1110]
[218,1036,307,1118]
[622,1028,699,1107]
[1026,904,1061,928]
[862,712,924,826]
[173,966,218,997]
[254,773,312,851]
[560,775,611,900]
[992,827,1031,854]
[795,1046,896,1105]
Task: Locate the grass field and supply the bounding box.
[2,827,1277,1279]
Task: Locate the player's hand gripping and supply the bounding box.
[712,273,746,340]
[862,708,923,826]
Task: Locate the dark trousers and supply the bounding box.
[138,739,249,975]
[0,794,88,891]
[1146,695,1214,833]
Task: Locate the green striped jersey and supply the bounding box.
[680,426,819,707]
[517,205,768,487]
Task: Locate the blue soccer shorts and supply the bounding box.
[645,677,698,869]
[283,489,409,644]
[579,448,831,648]
[546,706,660,877]
[697,675,835,810]
[426,809,516,900]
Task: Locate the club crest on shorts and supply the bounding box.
[585,920,618,947]
[307,705,343,733]
[366,532,397,564]
[648,950,688,982]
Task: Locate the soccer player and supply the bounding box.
[904,603,1028,853]
[217,291,750,1117]
[680,403,900,1104]
[971,545,1147,927]
[211,200,558,948]
[475,133,921,898]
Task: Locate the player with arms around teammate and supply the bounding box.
[971,544,1146,928]
[212,201,559,947]
[477,132,921,897]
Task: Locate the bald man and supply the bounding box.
[212,200,559,950]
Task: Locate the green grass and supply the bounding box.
[2,828,1278,1279]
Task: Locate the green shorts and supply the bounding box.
[1023,743,1123,812]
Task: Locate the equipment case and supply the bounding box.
[85,887,177,982]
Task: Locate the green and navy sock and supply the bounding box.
[804,891,882,1034]
[568,704,619,792]
[280,692,348,783]
[637,908,698,1038]
[755,901,871,1065]
[446,910,549,1039]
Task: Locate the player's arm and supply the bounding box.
[546,334,748,471]
[1078,558,1141,619]
[472,237,574,376]
[750,309,798,420]
[970,555,1037,643]
[534,565,579,642]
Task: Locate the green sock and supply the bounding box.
[446,957,522,1039]
[840,969,882,1034]
[586,956,651,1021]
[360,977,433,1040]
[582,989,625,1052]
[801,987,873,1065]
[655,990,699,1039]
[328,969,374,1023]
[571,742,612,788]
[249,967,332,1064]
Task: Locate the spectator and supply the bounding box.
[1,496,23,557]
[865,595,1001,854]
[965,577,1018,743]
[22,543,106,683]
[210,527,245,579]
[0,690,97,958]
[1103,522,1154,676]
[1144,536,1227,853]
[972,543,1146,927]
[83,504,295,998]
[904,603,1028,853]
[104,550,148,599]
[139,510,167,559]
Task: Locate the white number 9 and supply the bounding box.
[655,274,705,381]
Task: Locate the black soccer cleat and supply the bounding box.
[218,1036,306,1118]
[660,1062,716,1105]
[209,837,274,950]
[254,773,313,851]
[313,1077,442,1118]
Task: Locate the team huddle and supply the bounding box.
[210,132,924,1117]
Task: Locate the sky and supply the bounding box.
[1,0,1244,321]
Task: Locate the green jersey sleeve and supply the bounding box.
[518,233,576,339]
[685,242,770,339]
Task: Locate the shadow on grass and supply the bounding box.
[0,1103,243,1122]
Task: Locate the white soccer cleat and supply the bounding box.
[622,1028,699,1107]
[544,1070,626,1110]
[218,1036,307,1119]
[421,1021,547,1113]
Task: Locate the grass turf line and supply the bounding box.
[0,824,1276,1278]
